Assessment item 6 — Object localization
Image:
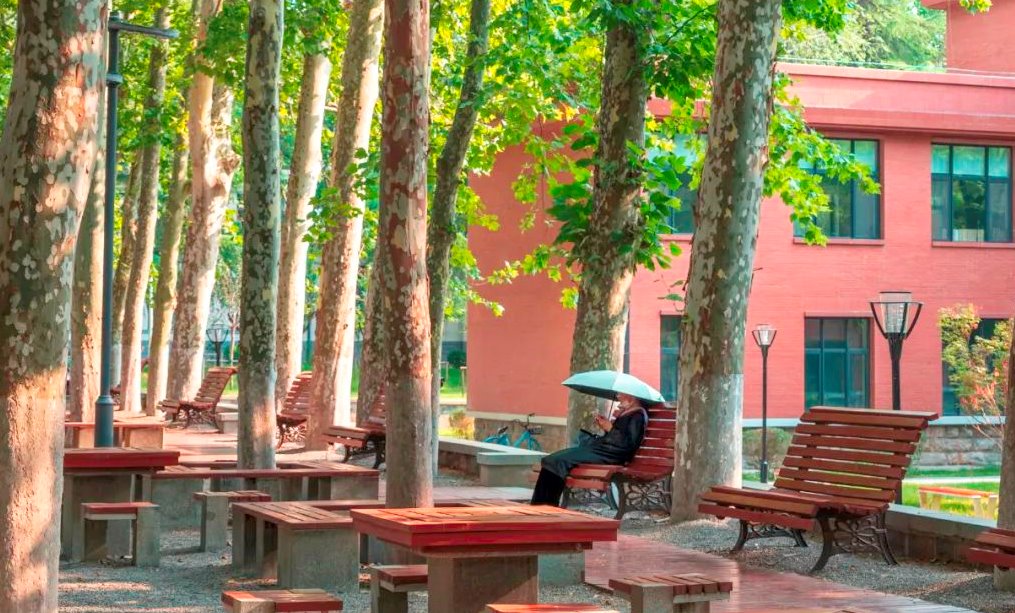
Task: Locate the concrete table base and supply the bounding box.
[538,550,584,586]
[427,554,538,613]
[199,494,233,551]
[139,477,205,529]
[306,475,379,501]
[996,567,1015,591]
[257,522,360,593]
[61,474,134,558]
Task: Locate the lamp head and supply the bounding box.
[752,323,777,348]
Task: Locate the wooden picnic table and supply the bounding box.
[149,460,379,501]
[61,448,180,558]
[351,505,619,613]
[64,420,166,449]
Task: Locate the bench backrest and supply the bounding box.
[363,388,387,428]
[622,404,676,478]
[193,367,237,404]
[280,371,314,416]
[774,406,937,507]
[975,527,1015,552]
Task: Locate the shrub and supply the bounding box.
[742,427,792,471]
[447,349,467,369]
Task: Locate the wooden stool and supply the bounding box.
[222,589,343,612]
[609,574,732,613]
[71,502,160,566]
[370,564,428,613]
[194,490,271,551]
[485,606,618,613]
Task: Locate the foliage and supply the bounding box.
[742,427,793,471]
[939,304,1009,445]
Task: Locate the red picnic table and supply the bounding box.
[351,505,619,613]
[61,448,179,558]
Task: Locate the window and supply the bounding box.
[804,318,870,408]
[660,316,681,401]
[942,318,1004,416]
[658,136,698,234]
[932,144,1012,242]
[795,139,881,239]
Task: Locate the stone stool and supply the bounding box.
[222,589,342,612]
[608,573,732,613]
[485,605,618,613]
[71,502,160,567]
[194,490,271,551]
[369,564,428,613]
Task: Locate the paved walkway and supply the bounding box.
[585,535,977,613]
[906,476,1000,484]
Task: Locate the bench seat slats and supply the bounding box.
[698,503,816,531]
[801,410,930,429]
[774,477,894,504]
[786,444,912,468]
[976,530,1015,550]
[781,456,905,479]
[967,546,1015,570]
[775,467,897,490]
[794,423,923,443]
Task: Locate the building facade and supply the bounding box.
[465,0,1015,461]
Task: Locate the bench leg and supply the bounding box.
[276,527,359,592]
[232,508,258,572]
[72,517,108,562]
[732,520,808,554]
[627,584,675,613]
[370,568,410,613]
[134,506,160,567]
[995,566,1015,591]
[200,496,231,552]
[256,518,279,579]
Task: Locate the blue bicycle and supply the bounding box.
[483,412,543,451]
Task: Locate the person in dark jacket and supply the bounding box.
[530,392,651,506]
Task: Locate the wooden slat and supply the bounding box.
[795,423,922,442]
[700,489,819,516]
[775,467,898,491]
[801,409,931,429]
[781,455,905,479]
[786,444,912,467]
[976,530,1015,550]
[791,433,916,454]
[806,406,938,421]
[967,546,1015,569]
[697,503,815,531]
[774,476,894,504]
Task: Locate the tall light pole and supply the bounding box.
[870,291,923,413]
[94,13,178,447]
[752,323,777,484]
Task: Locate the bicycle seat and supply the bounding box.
[496,426,509,435]
[529,426,543,435]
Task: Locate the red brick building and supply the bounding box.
[465,0,1015,461]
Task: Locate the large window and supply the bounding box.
[660,316,681,401]
[795,139,881,239]
[932,144,1012,242]
[804,318,870,408]
[942,318,1004,416]
[659,137,698,234]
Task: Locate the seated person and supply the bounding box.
[531,392,653,506]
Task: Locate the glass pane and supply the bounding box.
[805,351,821,408]
[805,319,821,349]
[932,145,951,174]
[952,177,986,241]
[822,352,847,407]
[932,176,950,240]
[988,178,1012,242]
[847,319,868,349]
[821,179,852,238]
[941,362,959,416]
[848,351,869,407]
[989,147,1011,178]
[660,352,678,402]
[660,316,681,349]
[823,319,847,350]
[953,146,986,177]
[853,140,878,171]
[853,190,880,239]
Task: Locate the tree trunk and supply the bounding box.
[237,0,284,469]
[998,334,1015,532]
[0,1,105,608]
[564,1,648,443]
[110,158,143,388]
[120,6,170,415]
[69,82,107,422]
[374,0,433,508]
[275,52,331,412]
[670,0,782,522]
[307,0,384,448]
[168,0,240,401]
[426,0,491,468]
[146,134,190,414]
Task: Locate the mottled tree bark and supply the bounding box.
[426,0,490,468]
[120,6,170,414]
[237,0,283,469]
[168,0,240,401]
[69,83,106,422]
[374,0,433,508]
[0,0,105,608]
[998,335,1015,589]
[275,52,331,413]
[146,134,190,414]
[565,2,648,442]
[307,0,384,447]
[671,0,782,521]
[110,158,142,387]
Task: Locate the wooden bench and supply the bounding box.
[148,463,380,502]
[609,574,732,613]
[276,371,314,448]
[485,606,618,613]
[194,490,271,552]
[159,366,236,428]
[71,502,160,566]
[967,527,1015,589]
[232,501,359,592]
[917,485,999,519]
[370,564,428,613]
[222,589,342,612]
[699,407,937,573]
[557,404,676,519]
[322,389,387,468]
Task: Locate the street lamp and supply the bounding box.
[870,291,923,412]
[94,13,178,447]
[207,326,230,367]
[751,323,777,484]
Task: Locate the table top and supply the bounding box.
[155,463,378,479]
[351,505,619,555]
[64,447,180,472]
[232,501,352,529]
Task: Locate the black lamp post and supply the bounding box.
[751,323,777,483]
[94,13,178,447]
[870,291,923,413]
[207,326,229,367]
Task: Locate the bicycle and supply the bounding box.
[483,412,543,451]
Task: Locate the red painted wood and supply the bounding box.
[233,502,353,530]
[64,448,179,471]
[221,590,343,612]
[375,564,428,586]
[485,605,616,613]
[82,501,156,516]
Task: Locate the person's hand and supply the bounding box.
[594,415,612,432]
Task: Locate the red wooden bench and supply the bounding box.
[558,404,676,519]
[222,589,342,612]
[159,366,237,428]
[71,501,160,566]
[321,389,387,468]
[699,406,937,573]
[967,527,1015,573]
[276,371,314,448]
[610,573,732,613]
[485,606,618,613]
[370,564,428,613]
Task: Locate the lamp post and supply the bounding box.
[94,13,178,447]
[207,326,229,367]
[870,291,923,413]
[751,323,777,484]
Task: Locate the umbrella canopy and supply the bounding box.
[562,370,665,405]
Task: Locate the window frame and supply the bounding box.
[932,143,1013,243]
[941,317,1006,416]
[795,138,882,240]
[804,317,871,409]
[659,315,682,401]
